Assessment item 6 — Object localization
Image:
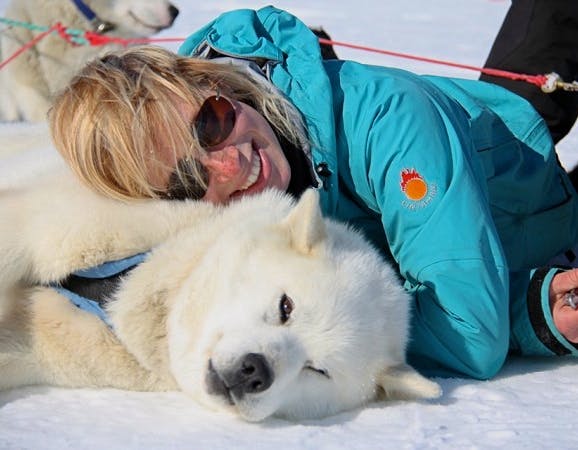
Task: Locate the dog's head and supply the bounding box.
[166,190,441,421]
[91,0,179,36]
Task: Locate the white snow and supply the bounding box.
[1,1,578,448]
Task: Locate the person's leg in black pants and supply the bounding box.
[480,0,578,147]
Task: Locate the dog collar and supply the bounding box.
[70,0,116,33]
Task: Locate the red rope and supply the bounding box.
[0,23,60,70]
[0,26,185,70]
[82,33,186,47]
[117,36,186,45]
[0,21,550,90]
[318,37,548,87]
[55,22,78,45]
[84,31,131,47]
[86,34,546,88]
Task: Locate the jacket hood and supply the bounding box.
[178,6,339,212]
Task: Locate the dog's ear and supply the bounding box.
[281,189,327,254]
[376,364,442,401]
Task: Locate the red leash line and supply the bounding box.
[122,37,187,45]
[318,37,548,87]
[0,21,550,90]
[0,23,60,70]
[83,33,185,46]
[70,29,541,86]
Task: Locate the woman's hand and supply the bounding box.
[550,268,578,343]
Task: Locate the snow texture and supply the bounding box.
[1,1,578,448]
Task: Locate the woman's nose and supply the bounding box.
[201,145,243,183]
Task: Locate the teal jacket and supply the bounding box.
[179,7,578,379]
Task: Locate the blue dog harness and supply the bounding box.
[51,252,148,327]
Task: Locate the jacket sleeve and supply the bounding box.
[336,66,511,379]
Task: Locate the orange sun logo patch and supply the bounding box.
[401,169,427,200]
[400,168,437,209]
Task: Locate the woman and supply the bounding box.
[49,7,578,379]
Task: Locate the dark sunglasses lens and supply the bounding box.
[194,96,236,148]
[165,158,209,200]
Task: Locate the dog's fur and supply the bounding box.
[0,0,178,122]
[0,169,440,421]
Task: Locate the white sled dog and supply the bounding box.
[0,169,440,421]
[0,0,179,122]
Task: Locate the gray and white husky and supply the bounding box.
[0,0,179,122]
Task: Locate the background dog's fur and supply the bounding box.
[0,0,178,122]
[0,169,440,421]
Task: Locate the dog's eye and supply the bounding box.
[279,294,294,324]
[305,364,331,379]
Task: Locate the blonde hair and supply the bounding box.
[49,45,307,201]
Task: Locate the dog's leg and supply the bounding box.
[0,75,21,122]
[18,288,176,391]
[11,85,52,122]
[0,169,216,287]
[0,285,176,392]
[0,21,53,122]
[0,287,45,390]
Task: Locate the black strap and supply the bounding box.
[58,266,136,308]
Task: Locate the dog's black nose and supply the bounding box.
[169,5,179,21]
[226,353,274,399]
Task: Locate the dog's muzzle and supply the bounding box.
[206,353,274,404]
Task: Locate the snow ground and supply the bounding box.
[1,1,578,449]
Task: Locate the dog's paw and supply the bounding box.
[376,363,442,401]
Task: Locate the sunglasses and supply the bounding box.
[194,95,237,148]
[163,95,237,201]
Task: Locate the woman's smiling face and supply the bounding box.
[151,96,292,204]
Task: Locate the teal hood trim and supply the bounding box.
[179,6,339,214]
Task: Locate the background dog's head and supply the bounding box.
[88,0,179,37]
[163,190,441,421]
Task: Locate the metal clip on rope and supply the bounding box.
[541,72,578,93]
[91,19,115,34]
